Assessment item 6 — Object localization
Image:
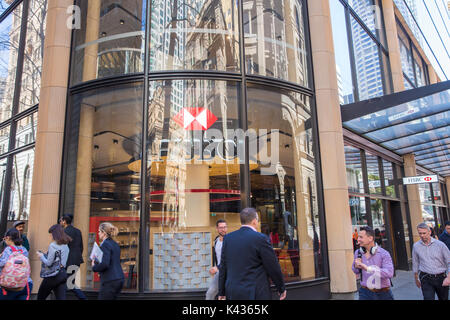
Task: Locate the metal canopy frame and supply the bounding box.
[341,80,450,176]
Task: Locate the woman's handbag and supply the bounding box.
[40,250,63,278]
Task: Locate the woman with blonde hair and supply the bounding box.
[92,222,124,300]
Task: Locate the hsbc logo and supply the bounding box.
[173,108,218,131]
[424,177,432,182]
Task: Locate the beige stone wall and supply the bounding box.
[308,0,356,294]
[27,0,73,292]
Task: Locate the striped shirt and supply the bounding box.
[412,238,450,275]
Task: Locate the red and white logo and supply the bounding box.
[424,177,432,182]
[173,108,218,131]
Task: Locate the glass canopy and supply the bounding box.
[341,81,450,176]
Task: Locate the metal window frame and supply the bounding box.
[58,0,329,293]
[0,0,32,237]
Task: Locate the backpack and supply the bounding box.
[0,246,31,290]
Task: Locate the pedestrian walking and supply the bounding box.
[37,224,71,300]
[0,221,30,254]
[413,223,450,300]
[0,228,32,300]
[352,228,359,251]
[205,219,227,300]
[60,214,87,300]
[438,221,450,251]
[218,208,286,300]
[91,222,124,300]
[352,226,394,300]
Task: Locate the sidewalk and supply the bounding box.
[354,270,424,300]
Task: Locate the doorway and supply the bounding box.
[388,201,408,270]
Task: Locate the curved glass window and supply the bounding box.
[149,0,240,73]
[63,83,143,291]
[71,0,146,85]
[244,0,309,86]
[146,79,241,290]
[247,84,323,282]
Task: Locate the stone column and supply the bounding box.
[427,66,439,84]
[27,0,73,292]
[403,154,423,243]
[308,0,356,296]
[382,0,405,93]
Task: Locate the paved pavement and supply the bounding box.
[354,270,427,300]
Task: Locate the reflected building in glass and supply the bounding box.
[0,0,449,300]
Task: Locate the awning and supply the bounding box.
[341,81,450,177]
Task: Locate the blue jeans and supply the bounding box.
[0,282,33,300]
[358,287,394,300]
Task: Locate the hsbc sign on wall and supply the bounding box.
[156,108,281,175]
[403,175,438,185]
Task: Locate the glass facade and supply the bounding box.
[63,0,325,293]
[330,0,391,104]
[0,0,46,233]
[344,142,405,263]
[397,21,428,89]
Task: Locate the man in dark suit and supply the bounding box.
[218,208,286,300]
[60,214,87,300]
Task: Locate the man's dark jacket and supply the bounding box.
[438,231,450,251]
[218,226,285,300]
[92,238,125,284]
[64,224,84,267]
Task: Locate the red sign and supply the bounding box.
[173,108,218,131]
[424,177,432,182]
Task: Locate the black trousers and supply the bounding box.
[37,270,68,300]
[98,279,124,300]
[420,272,448,300]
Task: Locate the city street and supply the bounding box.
[353,270,429,300]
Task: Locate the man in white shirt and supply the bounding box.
[205,219,227,300]
[413,223,450,300]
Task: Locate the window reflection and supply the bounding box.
[64,83,144,291]
[370,199,386,248]
[18,0,47,113]
[0,3,23,122]
[382,160,396,198]
[15,113,37,149]
[71,0,146,85]
[349,196,367,229]
[345,145,364,194]
[0,158,6,213]
[243,0,309,86]
[366,152,382,195]
[8,149,34,223]
[147,79,241,290]
[150,0,240,73]
[330,0,355,105]
[247,85,322,282]
[349,15,385,100]
[0,126,9,155]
